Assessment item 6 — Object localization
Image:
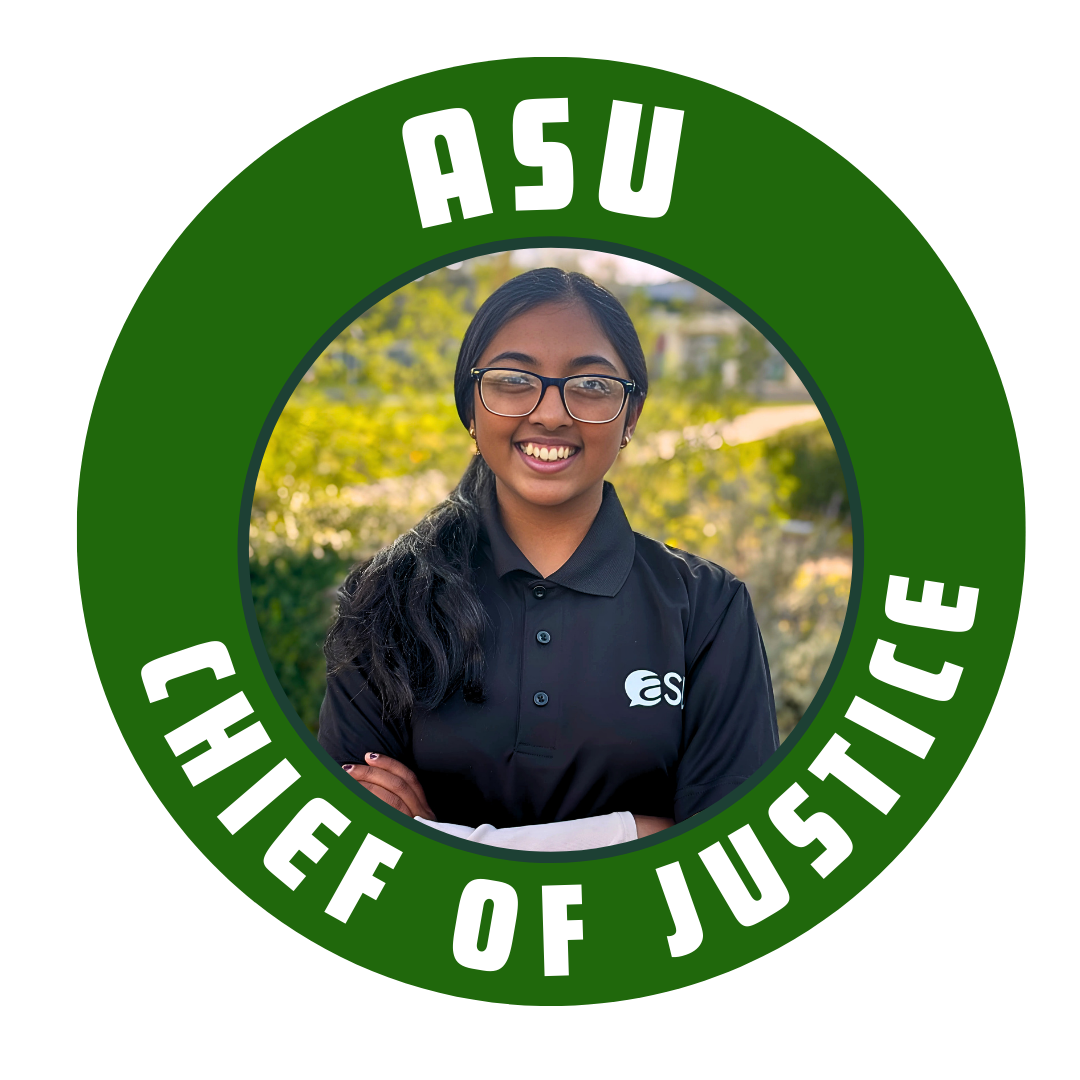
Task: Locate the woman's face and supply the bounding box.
[472,301,640,510]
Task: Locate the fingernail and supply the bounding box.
[366,752,379,761]
[342,763,354,773]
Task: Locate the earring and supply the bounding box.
[469,421,480,455]
[620,432,632,449]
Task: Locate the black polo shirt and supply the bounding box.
[318,482,778,827]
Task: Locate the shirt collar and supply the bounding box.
[479,481,637,598]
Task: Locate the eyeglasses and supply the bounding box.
[471,368,636,424]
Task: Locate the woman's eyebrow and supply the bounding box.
[568,354,619,373]
[487,351,538,365]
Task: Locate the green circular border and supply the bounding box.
[78,58,1024,1004]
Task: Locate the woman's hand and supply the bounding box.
[633,815,675,839]
[342,753,436,820]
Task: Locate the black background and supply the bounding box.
[78,52,1019,1010]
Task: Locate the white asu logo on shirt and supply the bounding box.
[624,669,684,708]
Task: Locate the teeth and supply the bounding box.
[522,443,575,460]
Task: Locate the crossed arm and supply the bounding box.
[342,752,674,846]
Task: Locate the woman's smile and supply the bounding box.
[515,439,581,470]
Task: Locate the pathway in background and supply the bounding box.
[630,403,823,463]
[721,404,822,445]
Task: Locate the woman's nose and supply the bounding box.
[532,384,571,426]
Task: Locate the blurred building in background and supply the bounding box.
[645,291,811,402]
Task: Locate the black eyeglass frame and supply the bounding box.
[470,367,638,424]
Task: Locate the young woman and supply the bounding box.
[318,267,778,850]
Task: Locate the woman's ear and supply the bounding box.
[624,400,643,440]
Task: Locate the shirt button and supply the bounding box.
[536,630,551,645]
[533,691,549,707]
[532,585,547,599]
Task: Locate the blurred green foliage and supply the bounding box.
[250,254,851,739]
[765,422,850,520]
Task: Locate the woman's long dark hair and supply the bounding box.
[324,266,649,725]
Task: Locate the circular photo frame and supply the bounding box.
[78,57,1023,1005]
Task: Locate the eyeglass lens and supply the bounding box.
[479,370,625,422]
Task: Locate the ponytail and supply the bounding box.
[324,454,495,725]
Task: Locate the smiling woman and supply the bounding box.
[467,296,640,577]
[316,267,780,851]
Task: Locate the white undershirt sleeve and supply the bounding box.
[414,812,638,851]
